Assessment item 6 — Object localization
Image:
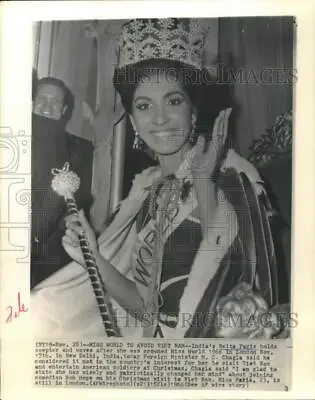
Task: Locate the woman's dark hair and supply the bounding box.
[34,77,75,122]
[113,58,231,143]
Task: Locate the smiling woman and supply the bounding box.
[31,18,289,339]
[114,58,224,174]
[131,71,195,157]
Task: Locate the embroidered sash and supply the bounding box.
[131,178,198,337]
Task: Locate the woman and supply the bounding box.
[32,18,287,338]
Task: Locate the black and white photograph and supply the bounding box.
[30,16,293,341]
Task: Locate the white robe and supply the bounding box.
[30,150,266,339]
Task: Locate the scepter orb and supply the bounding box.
[51,162,80,199]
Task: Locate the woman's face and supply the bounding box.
[131,71,196,155]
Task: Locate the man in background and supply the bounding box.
[31,75,94,288]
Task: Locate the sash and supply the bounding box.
[128,174,239,338]
[131,179,198,337]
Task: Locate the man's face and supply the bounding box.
[33,83,66,120]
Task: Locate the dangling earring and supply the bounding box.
[133,131,145,151]
[189,123,197,145]
[130,115,146,151]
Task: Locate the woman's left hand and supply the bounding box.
[186,108,232,177]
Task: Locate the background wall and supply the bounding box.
[219,16,294,156]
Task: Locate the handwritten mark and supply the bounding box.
[6,292,28,323]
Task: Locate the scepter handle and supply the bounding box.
[65,196,120,337]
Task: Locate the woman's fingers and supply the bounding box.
[78,209,89,230]
[221,108,232,144]
[195,135,206,153]
[78,210,94,239]
[65,219,84,235]
[213,108,232,146]
[186,136,203,170]
[62,235,78,248]
[64,227,81,248]
[206,108,232,162]
[65,212,85,247]
[65,211,92,236]
[64,213,80,225]
[217,110,225,142]
[187,108,230,174]
[209,111,224,158]
[65,227,80,242]
[62,236,85,267]
[212,111,222,142]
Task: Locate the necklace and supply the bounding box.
[137,174,193,245]
[148,174,193,220]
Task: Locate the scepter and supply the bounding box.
[51,162,120,337]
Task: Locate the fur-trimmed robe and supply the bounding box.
[31,150,279,338]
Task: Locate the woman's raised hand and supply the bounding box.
[186,108,232,177]
[62,209,98,267]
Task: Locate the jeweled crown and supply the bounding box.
[117,18,209,70]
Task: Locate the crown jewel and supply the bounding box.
[117,18,209,69]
